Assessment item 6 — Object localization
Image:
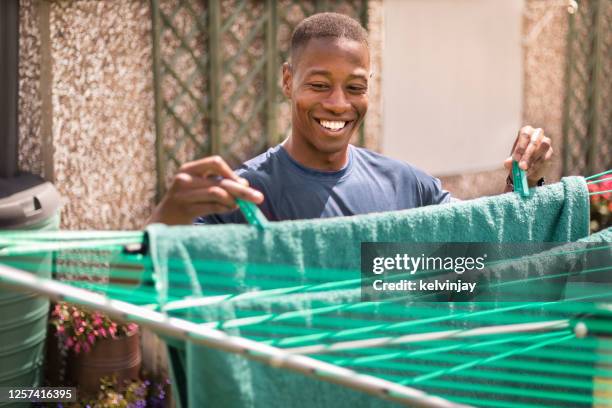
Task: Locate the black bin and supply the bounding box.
[0,174,61,406]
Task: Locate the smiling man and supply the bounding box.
[148,12,552,226]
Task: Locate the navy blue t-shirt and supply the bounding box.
[196,145,450,224]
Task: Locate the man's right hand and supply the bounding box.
[147,155,264,225]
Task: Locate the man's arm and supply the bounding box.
[147,155,264,225]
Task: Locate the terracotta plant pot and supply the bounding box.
[68,329,142,396]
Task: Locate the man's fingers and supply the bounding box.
[179,155,240,182]
[173,171,252,192]
[544,147,553,161]
[512,125,534,162]
[219,178,264,204]
[171,172,217,191]
[169,173,263,219]
[517,128,544,170]
[503,157,513,171]
[191,203,237,216]
[528,146,554,174]
[520,131,541,169]
[528,136,551,165]
[177,178,264,204]
[178,186,238,208]
[163,155,263,220]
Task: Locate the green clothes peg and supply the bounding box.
[512,160,530,198]
[236,198,268,229]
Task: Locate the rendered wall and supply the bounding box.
[19,0,157,230]
[50,1,156,230]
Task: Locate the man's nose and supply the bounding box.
[322,86,350,114]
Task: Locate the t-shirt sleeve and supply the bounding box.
[411,166,452,206]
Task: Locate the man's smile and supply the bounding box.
[314,118,353,133]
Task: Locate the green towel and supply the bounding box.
[147,176,591,408]
[148,176,589,292]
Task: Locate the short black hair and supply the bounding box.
[290,12,368,62]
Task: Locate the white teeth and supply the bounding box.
[319,120,347,131]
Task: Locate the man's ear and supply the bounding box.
[282,62,292,98]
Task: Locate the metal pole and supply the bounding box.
[0,262,471,408]
[0,0,19,178]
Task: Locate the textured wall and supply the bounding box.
[50,1,156,230]
[19,0,156,230]
[522,0,568,181]
[18,0,44,177]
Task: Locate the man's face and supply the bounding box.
[283,37,370,155]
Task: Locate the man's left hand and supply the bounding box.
[504,126,553,187]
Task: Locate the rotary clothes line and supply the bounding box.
[1,176,611,407]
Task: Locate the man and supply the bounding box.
[148,13,552,226]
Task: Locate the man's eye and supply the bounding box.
[309,83,329,90]
[348,85,367,94]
